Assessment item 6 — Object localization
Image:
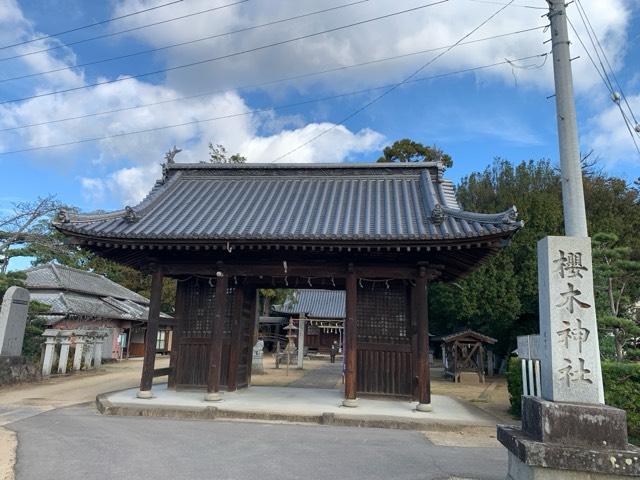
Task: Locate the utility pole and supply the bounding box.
[548,0,588,237]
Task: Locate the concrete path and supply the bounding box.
[10,404,506,480]
[0,356,169,425]
[288,360,342,389]
[0,357,169,480]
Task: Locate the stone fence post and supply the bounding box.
[93,330,108,368]
[82,333,95,370]
[41,329,59,376]
[57,331,73,374]
[73,333,86,371]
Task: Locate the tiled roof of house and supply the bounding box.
[25,264,172,324]
[25,263,148,303]
[55,163,522,243]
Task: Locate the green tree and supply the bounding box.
[208,143,247,164]
[430,159,564,356]
[259,289,294,316]
[376,139,453,169]
[0,196,64,273]
[592,232,640,361]
[430,158,640,360]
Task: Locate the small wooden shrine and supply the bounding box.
[55,162,521,409]
[439,330,497,383]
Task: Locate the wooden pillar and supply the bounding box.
[246,288,259,385]
[137,268,163,399]
[205,273,228,401]
[415,266,432,411]
[226,286,245,392]
[168,279,184,389]
[478,343,485,383]
[343,266,358,407]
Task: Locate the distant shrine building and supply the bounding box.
[56,162,522,408]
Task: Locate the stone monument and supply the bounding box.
[497,236,640,478]
[0,286,30,357]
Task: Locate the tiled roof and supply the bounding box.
[25,264,172,324]
[25,264,149,304]
[438,329,497,344]
[273,289,346,319]
[55,163,522,243]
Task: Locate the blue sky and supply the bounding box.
[0,0,638,223]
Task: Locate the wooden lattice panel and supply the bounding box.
[179,278,216,338]
[174,278,238,388]
[356,283,410,344]
[355,281,414,397]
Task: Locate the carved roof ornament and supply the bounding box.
[502,205,519,224]
[430,204,445,225]
[161,145,182,182]
[164,145,182,164]
[57,208,71,223]
[123,206,139,223]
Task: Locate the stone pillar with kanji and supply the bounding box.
[498,237,639,478]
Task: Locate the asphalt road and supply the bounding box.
[10,405,506,480]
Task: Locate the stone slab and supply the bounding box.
[517,335,541,360]
[498,425,640,477]
[458,372,481,384]
[0,286,30,357]
[521,396,628,450]
[538,236,604,404]
[506,451,633,480]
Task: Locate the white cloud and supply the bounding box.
[107,0,630,94]
[0,0,385,206]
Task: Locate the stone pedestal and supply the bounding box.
[498,397,640,478]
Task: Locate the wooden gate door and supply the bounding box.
[173,278,236,389]
[355,282,415,397]
[226,287,257,390]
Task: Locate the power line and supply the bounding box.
[464,0,546,10]
[0,0,184,51]
[566,5,640,157]
[0,0,449,106]
[566,16,612,93]
[272,0,517,162]
[574,0,638,127]
[0,25,546,133]
[0,0,250,63]
[0,53,547,156]
[0,0,370,84]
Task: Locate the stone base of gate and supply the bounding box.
[497,397,640,478]
[97,384,499,431]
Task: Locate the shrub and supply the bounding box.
[506,356,523,416]
[506,357,640,445]
[602,361,640,445]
